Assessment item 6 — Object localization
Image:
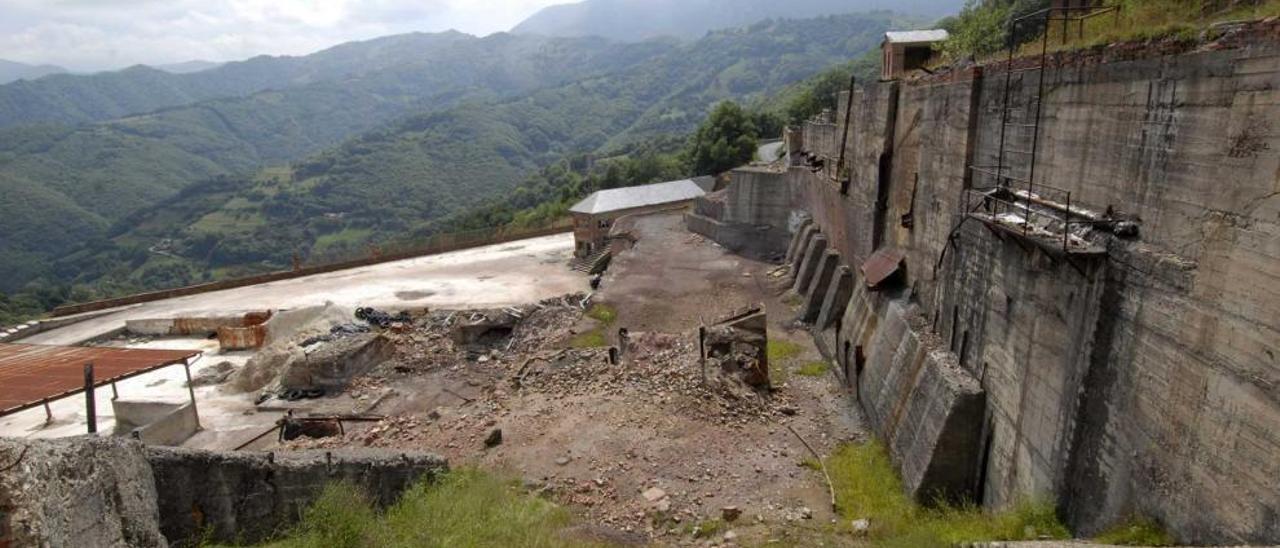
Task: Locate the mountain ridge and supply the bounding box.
[512,0,958,40]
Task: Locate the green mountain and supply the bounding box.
[0,59,67,85]
[57,13,903,296]
[0,31,661,130]
[0,33,673,292]
[512,0,959,41]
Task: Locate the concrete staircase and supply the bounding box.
[569,248,611,274]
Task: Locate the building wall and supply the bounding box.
[575,200,697,256]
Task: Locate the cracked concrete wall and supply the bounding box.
[0,437,447,547]
[786,32,1279,544]
[0,437,166,548]
[836,287,985,503]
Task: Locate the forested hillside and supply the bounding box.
[0,34,673,292]
[48,14,903,300]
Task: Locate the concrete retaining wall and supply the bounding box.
[147,446,447,544]
[705,26,1280,544]
[0,436,448,546]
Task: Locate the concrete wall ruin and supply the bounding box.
[693,24,1280,545]
[0,436,447,547]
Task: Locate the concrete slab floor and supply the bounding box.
[18,233,585,346]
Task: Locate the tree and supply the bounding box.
[685,101,760,176]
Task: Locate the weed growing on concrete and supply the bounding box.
[821,442,1069,546]
[796,361,829,377]
[255,469,603,548]
[1093,516,1175,546]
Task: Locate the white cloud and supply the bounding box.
[0,0,566,71]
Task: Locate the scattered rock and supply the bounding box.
[186,361,236,387]
[642,487,667,503]
[723,530,738,542]
[779,406,798,416]
[555,456,571,466]
[799,506,813,520]
[852,518,870,535]
[484,428,503,448]
[721,506,742,522]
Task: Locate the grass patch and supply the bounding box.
[766,339,803,386]
[822,442,1069,546]
[585,304,617,325]
[766,339,802,362]
[570,327,608,348]
[682,518,726,539]
[796,361,829,377]
[1094,516,1175,546]
[256,468,602,548]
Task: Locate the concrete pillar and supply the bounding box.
[802,251,840,322]
[815,266,855,330]
[793,234,828,296]
[784,219,814,265]
[789,226,818,274]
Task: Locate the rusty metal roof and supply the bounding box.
[862,248,907,289]
[0,343,200,417]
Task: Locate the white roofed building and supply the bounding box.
[569,177,713,257]
[881,29,949,81]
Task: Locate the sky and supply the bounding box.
[0,0,569,71]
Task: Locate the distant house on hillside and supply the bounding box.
[570,177,714,257]
[881,29,948,81]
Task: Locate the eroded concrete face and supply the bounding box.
[717,27,1280,544]
[793,234,828,296]
[815,266,854,331]
[801,251,840,322]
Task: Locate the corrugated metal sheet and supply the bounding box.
[0,343,200,417]
[862,248,907,289]
[569,179,707,215]
[884,29,949,44]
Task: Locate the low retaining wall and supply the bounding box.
[148,446,447,544]
[51,224,572,317]
[0,437,447,547]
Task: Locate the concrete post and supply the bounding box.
[802,251,841,322]
[793,234,828,296]
[815,266,856,330]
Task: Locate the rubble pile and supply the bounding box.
[514,332,787,424]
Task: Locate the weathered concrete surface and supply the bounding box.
[0,437,166,547]
[147,446,447,545]
[840,291,985,503]
[18,233,583,346]
[815,266,854,331]
[685,166,798,259]
[790,224,818,273]
[112,400,200,446]
[784,218,814,265]
[801,251,840,322]
[754,26,1280,544]
[793,234,828,295]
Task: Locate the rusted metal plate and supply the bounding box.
[217,325,267,351]
[862,248,907,289]
[0,343,200,417]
